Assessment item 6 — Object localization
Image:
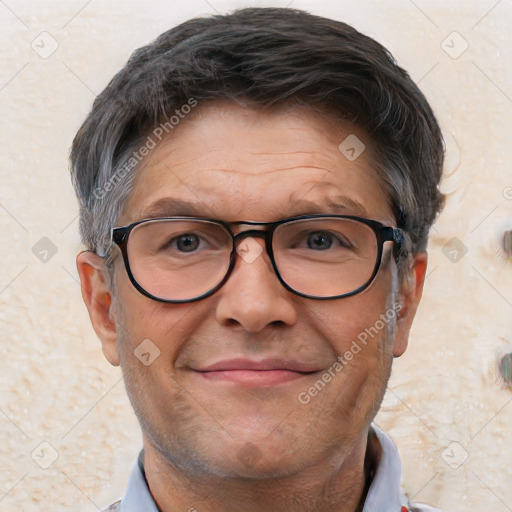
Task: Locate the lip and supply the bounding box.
[192,358,321,386]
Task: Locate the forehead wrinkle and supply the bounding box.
[144,164,335,179]
[244,149,329,157]
[244,165,333,176]
[141,138,336,174]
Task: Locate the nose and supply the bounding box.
[214,236,298,333]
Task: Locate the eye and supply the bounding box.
[307,232,333,250]
[174,233,200,252]
[306,231,351,250]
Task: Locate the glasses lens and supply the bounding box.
[127,219,232,301]
[273,218,378,298]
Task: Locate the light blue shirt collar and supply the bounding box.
[118,424,410,512]
[119,450,159,512]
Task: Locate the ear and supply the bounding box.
[76,251,119,366]
[392,251,428,357]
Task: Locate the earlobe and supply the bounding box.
[76,251,120,366]
[392,252,428,358]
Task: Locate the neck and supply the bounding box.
[141,430,378,512]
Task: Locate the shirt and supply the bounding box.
[102,424,443,512]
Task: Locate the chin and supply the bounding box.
[204,436,314,480]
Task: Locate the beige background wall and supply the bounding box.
[1,1,511,510]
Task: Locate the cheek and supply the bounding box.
[301,273,397,395]
[305,294,385,352]
[113,274,202,364]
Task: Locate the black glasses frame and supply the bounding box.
[111,214,404,304]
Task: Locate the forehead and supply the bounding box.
[120,101,394,225]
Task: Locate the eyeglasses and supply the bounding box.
[111,215,404,303]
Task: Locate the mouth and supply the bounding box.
[192,358,321,387]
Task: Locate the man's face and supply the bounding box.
[80,101,424,479]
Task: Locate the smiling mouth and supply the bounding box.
[192,358,321,386]
[197,369,318,386]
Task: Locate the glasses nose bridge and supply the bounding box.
[231,227,271,252]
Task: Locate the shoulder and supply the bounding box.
[101,500,121,512]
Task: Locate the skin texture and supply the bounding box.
[77,101,427,512]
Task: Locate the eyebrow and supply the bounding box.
[139,198,216,219]
[137,195,369,221]
[290,197,368,217]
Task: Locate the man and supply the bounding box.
[71,7,445,512]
